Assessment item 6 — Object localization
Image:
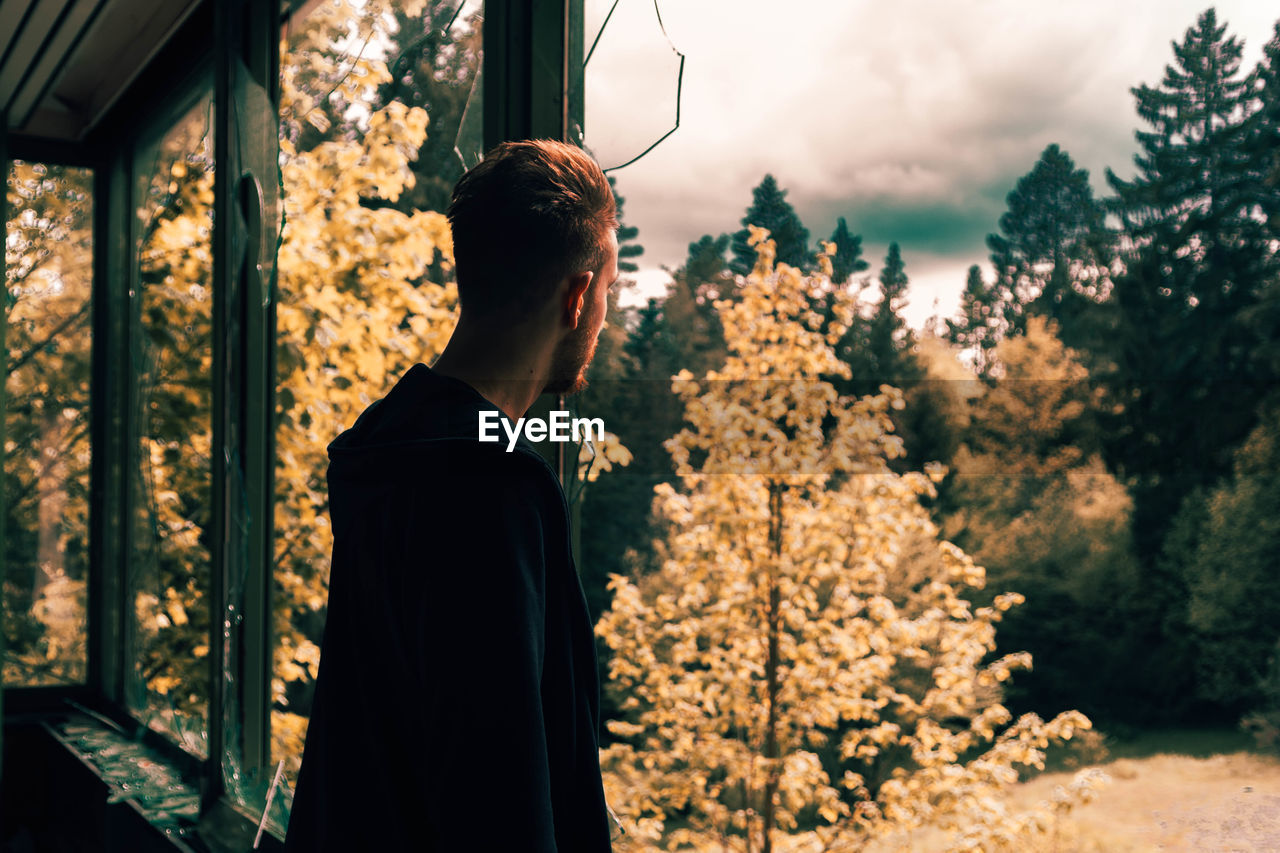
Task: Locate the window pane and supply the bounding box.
[126,92,216,757]
[583,0,683,171]
[272,0,480,803]
[3,161,93,687]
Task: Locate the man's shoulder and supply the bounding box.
[324,364,565,513]
[329,364,487,448]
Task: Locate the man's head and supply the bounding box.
[447,140,618,324]
[544,227,618,394]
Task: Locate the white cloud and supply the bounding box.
[586,0,1277,321]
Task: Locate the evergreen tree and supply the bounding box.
[868,244,911,371]
[622,298,671,378]
[947,265,999,377]
[580,232,736,624]
[684,233,735,303]
[576,178,650,612]
[608,175,645,274]
[842,243,923,395]
[986,144,1113,343]
[573,284,639,609]
[1255,22,1280,225]
[730,174,811,275]
[662,234,732,378]
[817,243,940,474]
[1242,21,1280,380]
[1102,8,1274,562]
[827,216,868,286]
[1170,409,1280,714]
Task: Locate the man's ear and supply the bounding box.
[564,269,594,328]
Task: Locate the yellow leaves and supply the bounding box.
[276,640,311,684]
[607,720,646,738]
[306,109,332,135]
[578,430,634,483]
[151,675,181,696]
[992,592,1025,612]
[293,640,322,680]
[166,599,188,627]
[599,223,1100,851]
[274,76,455,660]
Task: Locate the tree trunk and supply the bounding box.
[761,482,784,853]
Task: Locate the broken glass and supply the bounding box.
[126,90,216,758]
[583,0,684,172]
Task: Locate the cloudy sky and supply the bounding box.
[581,0,1278,327]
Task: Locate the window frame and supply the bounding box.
[2,0,586,846]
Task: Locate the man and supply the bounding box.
[285,139,619,851]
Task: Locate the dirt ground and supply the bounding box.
[1007,752,1280,852]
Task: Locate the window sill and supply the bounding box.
[2,711,285,852]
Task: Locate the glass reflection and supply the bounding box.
[2,161,94,686]
[127,92,216,757]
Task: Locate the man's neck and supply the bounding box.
[429,317,555,421]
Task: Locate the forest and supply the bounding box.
[3,1,1278,849]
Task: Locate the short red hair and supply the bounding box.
[447,139,617,319]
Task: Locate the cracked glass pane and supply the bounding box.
[126,90,216,758]
[583,0,684,171]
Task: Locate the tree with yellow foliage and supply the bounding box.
[271,0,458,768]
[597,229,1103,852]
[3,162,93,685]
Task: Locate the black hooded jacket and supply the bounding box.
[284,364,612,851]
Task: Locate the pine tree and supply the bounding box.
[598,229,1101,852]
[684,233,735,304]
[582,234,735,621]
[947,265,1000,376]
[730,174,811,275]
[573,175,648,617]
[838,243,921,395]
[1256,22,1280,224]
[609,175,645,274]
[1107,9,1255,252]
[1102,8,1273,562]
[986,144,1113,341]
[869,244,912,373]
[1242,21,1280,380]
[623,298,671,379]
[827,216,868,286]
[663,235,731,379]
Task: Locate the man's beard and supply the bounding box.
[543,323,599,395]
